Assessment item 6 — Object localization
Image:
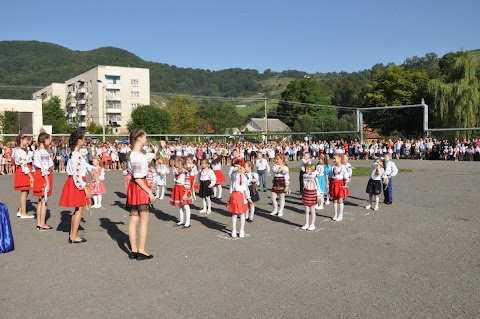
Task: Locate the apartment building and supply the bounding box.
[34,65,150,134]
[32,83,66,104]
[65,65,150,133]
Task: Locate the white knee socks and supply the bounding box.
[239,213,246,235]
[271,192,278,212]
[97,194,102,207]
[304,207,310,227]
[92,195,98,207]
[338,203,344,220]
[278,194,285,213]
[333,203,338,220]
[217,185,222,199]
[184,205,191,227]
[231,214,237,235]
[375,196,379,209]
[178,208,184,225]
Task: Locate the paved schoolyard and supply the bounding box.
[0,159,479,318]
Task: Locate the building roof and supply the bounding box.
[243,118,291,133]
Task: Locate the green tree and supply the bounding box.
[429,54,480,138]
[364,65,429,137]
[277,79,338,131]
[0,110,20,136]
[86,122,112,135]
[197,100,243,134]
[42,96,70,133]
[127,105,171,134]
[165,97,198,134]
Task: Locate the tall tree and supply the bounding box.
[364,65,429,137]
[276,79,336,129]
[42,96,70,133]
[0,110,20,136]
[165,97,198,134]
[429,54,480,138]
[127,105,171,134]
[197,100,244,134]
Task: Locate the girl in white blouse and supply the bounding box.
[197,159,216,214]
[32,133,54,230]
[328,154,350,222]
[59,131,94,243]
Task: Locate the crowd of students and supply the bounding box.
[6,130,406,261]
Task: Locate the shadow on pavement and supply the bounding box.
[99,218,130,255]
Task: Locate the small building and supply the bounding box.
[0,98,43,135]
[32,83,66,104]
[241,118,291,134]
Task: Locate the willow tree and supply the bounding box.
[428,54,480,138]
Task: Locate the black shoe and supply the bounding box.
[182,225,191,229]
[247,218,253,223]
[128,252,137,259]
[174,223,184,227]
[68,237,87,244]
[136,253,153,261]
[263,189,267,192]
[385,202,392,205]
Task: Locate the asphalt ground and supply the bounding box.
[0,159,479,319]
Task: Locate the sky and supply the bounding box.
[1,0,479,73]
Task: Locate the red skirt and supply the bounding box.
[302,189,318,206]
[170,184,192,207]
[127,178,150,206]
[14,164,32,191]
[214,170,226,185]
[90,181,106,195]
[329,179,347,199]
[59,176,89,207]
[33,169,53,197]
[228,191,248,215]
[189,175,199,191]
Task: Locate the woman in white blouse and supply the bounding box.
[126,129,155,261]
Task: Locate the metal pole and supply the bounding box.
[264,97,268,144]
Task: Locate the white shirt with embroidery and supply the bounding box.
[272,164,290,186]
[129,151,155,179]
[33,149,53,176]
[198,168,216,188]
[66,151,94,190]
[13,148,32,174]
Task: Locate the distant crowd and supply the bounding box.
[1,136,480,176]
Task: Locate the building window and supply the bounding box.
[131,79,139,86]
[131,91,139,98]
[131,103,138,109]
[107,90,117,97]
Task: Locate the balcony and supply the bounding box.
[106,108,122,114]
[78,110,87,116]
[77,99,86,105]
[106,83,121,90]
[69,113,77,118]
[78,122,87,127]
[109,120,122,126]
[106,95,121,101]
[78,87,87,93]
[68,102,76,108]
[68,92,76,98]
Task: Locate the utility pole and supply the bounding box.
[264,96,268,144]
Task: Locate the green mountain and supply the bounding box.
[0,40,281,100]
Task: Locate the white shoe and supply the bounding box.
[270,211,278,216]
[16,211,21,217]
[97,205,103,209]
[199,209,207,214]
[317,205,324,210]
[239,231,245,238]
[374,206,379,211]
[336,215,343,222]
[277,212,284,217]
[159,196,164,200]
[301,224,309,230]
[231,231,237,238]
[365,205,372,210]
[217,197,222,200]
[19,214,35,219]
[332,215,338,221]
[206,210,212,215]
[307,225,315,231]
[154,195,159,200]
[325,201,330,206]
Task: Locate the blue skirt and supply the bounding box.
[317,175,327,194]
[0,203,14,254]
